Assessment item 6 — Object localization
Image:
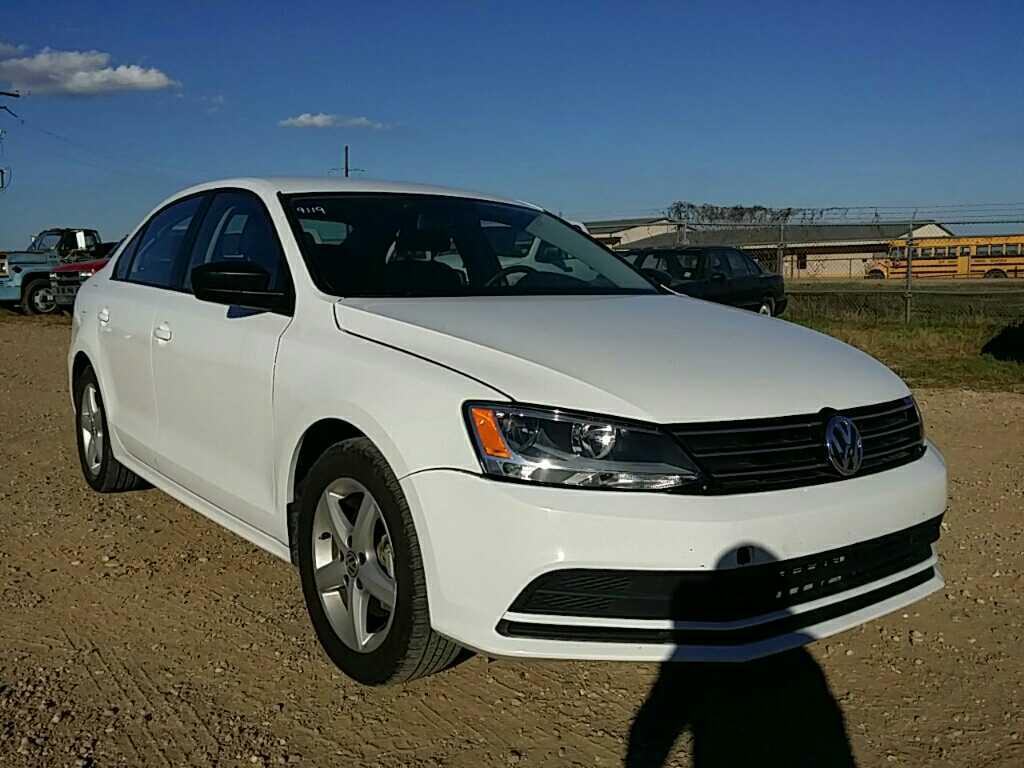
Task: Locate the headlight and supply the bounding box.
[465,403,703,491]
[80,270,95,279]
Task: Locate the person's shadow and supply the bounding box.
[625,546,856,767]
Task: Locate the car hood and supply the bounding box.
[52,257,109,273]
[3,249,56,265]
[333,295,909,423]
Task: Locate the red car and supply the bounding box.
[50,256,110,309]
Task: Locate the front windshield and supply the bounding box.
[28,232,62,252]
[284,194,658,297]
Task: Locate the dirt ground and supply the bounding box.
[1,314,1022,768]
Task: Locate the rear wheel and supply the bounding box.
[297,438,461,686]
[22,278,57,315]
[984,269,1007,279]
[867,269,885,279]
[74,367,149,492]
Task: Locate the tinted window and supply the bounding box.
[285,194,656,297]
[726,250,752,276]
[185,191,290,292]
[646,251,702,279]
[708,251,731,277]
[84,231,100,250]
[113,230,144,280]
[744,253,765,273]
[126,196,204,289]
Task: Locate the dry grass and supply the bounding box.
[801,320,1024,391]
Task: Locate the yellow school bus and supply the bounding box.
[866,235,1024,279]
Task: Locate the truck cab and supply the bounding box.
[0,228,103,314]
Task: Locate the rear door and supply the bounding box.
[149,189,293,534]
[96,194,206,465]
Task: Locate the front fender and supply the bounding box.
[273,314,505,516]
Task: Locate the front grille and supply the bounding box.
[508,515,941,622]
[670,396,924,493]
[498,567,936,645]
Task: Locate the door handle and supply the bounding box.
[98,307,110,325]
[153,322,173,342]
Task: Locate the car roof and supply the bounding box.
[170,177,542,210]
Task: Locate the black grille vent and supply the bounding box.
[670,396,924,494]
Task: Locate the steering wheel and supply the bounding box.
[485,264,537,287]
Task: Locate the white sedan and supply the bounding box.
[68,178,947,685]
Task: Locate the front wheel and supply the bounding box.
[297,438,461,686]
[757,297,775,316]
[22,278,58,315]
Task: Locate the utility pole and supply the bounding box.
[904,213,915,324]
[344,145,349,178]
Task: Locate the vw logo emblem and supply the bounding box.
[824,414,863,477]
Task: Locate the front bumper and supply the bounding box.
[400,440,947,661]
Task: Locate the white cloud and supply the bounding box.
[0,45,178,96]
[279,112,390,130]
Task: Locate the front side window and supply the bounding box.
[726,250,753,276]
[284,194,656,297]
[126,195,204,289]
[28,231,62,252]
[709,251,732,277]
[185,190,290,292]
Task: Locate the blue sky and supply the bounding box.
[1,0,1023,247]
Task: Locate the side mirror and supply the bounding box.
[191,260,290,313]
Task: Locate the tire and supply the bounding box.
[74,366,149,493]
[296,438,461,686]
[867,269,885,280]
[757,297,775,316]
[22,278,58,315]
[984,269,1007,279]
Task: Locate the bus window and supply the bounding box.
[935,247,946,258]
[960,246,971,257]
[991,244,1004,256]
[922,248,933,258]
[1008,244,1020,255]
[891,246,905,259]
[978,245,989,256]
[911,247,920,258]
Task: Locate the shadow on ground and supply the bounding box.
[624,546,856,767]
[982,322,1024,362]
[625,649,854,767]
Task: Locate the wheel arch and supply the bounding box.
[70,351,95,412]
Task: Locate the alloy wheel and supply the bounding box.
[33,286,57,314]
[80,383,104,476]
[312,478,397,653]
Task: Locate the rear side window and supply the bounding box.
[112,230,144,280]
[125,196,204,289]
[185,190,291,292]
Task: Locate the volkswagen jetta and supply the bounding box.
[68,178,947,685]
